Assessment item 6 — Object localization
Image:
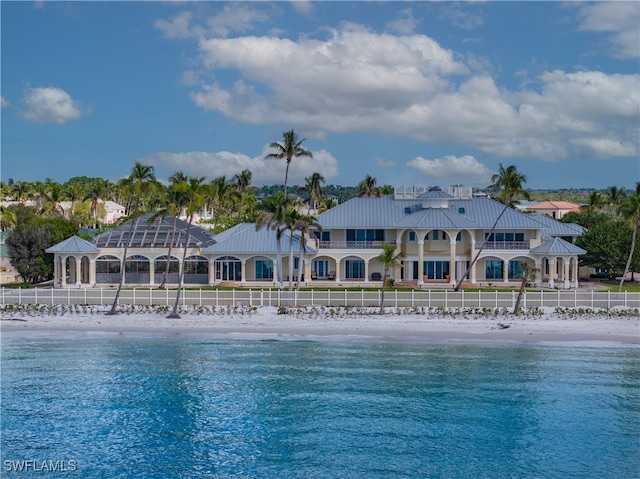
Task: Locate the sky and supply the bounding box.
[1,1,639,191]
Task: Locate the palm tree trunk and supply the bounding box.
[288,232,295,291]
[296,233,306,293]
[159,215,177,289]
[379,266,388,314]
[455,204,509,292]
[168,214,193,318]
[513,269,530,314]
[619,224,637,292]
[106,210,139,315]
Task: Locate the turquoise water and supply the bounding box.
[1,336,639,479]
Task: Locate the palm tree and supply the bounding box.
[455,163,530,291]
[40,182,65,217]
[304,172,325,213]
[513,262,538,314]
[0,205,17,231]
[293,213,322,292]
[357,174,379,197]
[233,169,252,222]
[150,174,189,289]
[377,243,404,314]
[586,191,605,212]
[107,162,157,315]
[617,188,640,291]
[255,191,290,287]
[83,178,107,228]
[604,186,626,214]
[168,176,207,319]
[266,129,313,198]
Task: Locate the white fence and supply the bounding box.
[1,287,639,310]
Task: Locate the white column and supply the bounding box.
[53,256,60,287]
[335,260,341,282]
[75,257,82,287]
[149,260,155,286]
[470,236,477,284]
[449,240,457,285]
[364,260,370,283]
[417,240,424,285]
[61,256,67,287]
[563,258,570,289]
[241,259,247,285]
[534,259,542,287]
[548,258,556,288]
[208,259,215,286]
[503,259,509,283]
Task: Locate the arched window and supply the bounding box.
[184,256,209,284]
[125,255,150,284]
[214,256,241,281]
[155,255,180,284]
[96,255,121,283]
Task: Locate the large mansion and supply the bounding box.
[46,186,586,289]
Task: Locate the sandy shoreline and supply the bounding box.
[1,306,639,346]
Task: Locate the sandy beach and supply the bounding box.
[1,306,638,346]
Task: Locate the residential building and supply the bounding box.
[46,186,586,290]
[525,200,581,219]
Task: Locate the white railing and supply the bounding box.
[1,287,638,310]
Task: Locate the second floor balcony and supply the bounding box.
[319,240,392,250]
[480,240,529,250]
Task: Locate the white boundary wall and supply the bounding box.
[2,287,639,310]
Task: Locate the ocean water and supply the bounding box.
[1,335,639,479]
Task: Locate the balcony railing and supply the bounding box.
[480,241,529,250]
[319,241,391,249]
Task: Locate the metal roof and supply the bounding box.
[530,237,586,255]
[91,213,217,249]
[527,213,584,237]
[46,236,100,254]
[317,195,546,230]
[416,189,453,199]
[203,223,317,255]
[393,206,477,230]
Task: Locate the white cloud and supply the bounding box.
[19,87,88,124]
[164,20,637,163]
[406,155,495,186]
[386,8,418,35]
[375,157,396,168]
[577,2,640,59]
[0,96,10,108]
[290,1,313,16]
[141,146,339,186]
[154,5,268,40]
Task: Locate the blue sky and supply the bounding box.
[2,1,639,190]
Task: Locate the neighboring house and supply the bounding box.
[46,186,586,290]
[59,200,126,225]
[525,201,581,219]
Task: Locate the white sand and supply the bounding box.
[2,306,639,346]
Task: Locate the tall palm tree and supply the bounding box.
[40,182,65,217]
[513,262,538,314]
[377,243,404,314]
[233,169,252,222]
[586,191,605,212]
[617,188,640,292]
[357,174,379,197]
[150,173,189,289]
[83,178,107,228]
[266,129,313,198]
[168,176,207,319]
[107,162,157,315]
[293,213,322,292]
[255,191,289,287]
[304,172,325,213]
[455,163,530,291]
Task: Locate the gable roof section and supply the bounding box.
[530,237,586,255]
[394,207,477,230]
[528,213,584,237]
[92,213,216,249]
[202,223,317,255]
[46,235,100,254]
